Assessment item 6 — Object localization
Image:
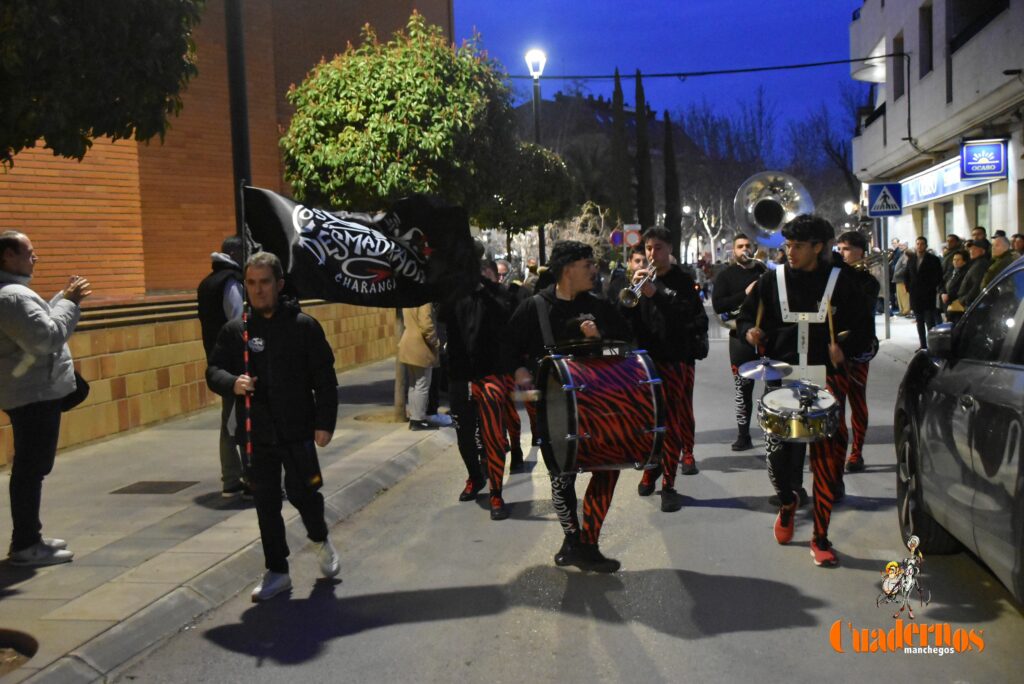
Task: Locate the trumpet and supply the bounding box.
[848,249,893,271]
[619,265,657,308]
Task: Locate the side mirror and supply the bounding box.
[927,323,953,359]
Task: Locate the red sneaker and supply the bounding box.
[680,454,699,475]
[489,495,509,521]
[773,494,798,544]
[810,538,838,566]
[458,478,484,502]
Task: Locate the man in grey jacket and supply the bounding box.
[0,231,90,566]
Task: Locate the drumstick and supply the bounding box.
[826,297,836,346]
[753,298,765,355]
[511,389,541,403]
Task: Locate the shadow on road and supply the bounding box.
[337,379,395,405]
[202,566,826,664]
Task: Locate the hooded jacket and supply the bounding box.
[438,277,514,381]
[0,270,79,410]
[205,297,337,446]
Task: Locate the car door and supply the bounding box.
[967,267,1024,599]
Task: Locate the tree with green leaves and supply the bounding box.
[663,111,682,258]
[634,70,655,229]
[0,0,204,167]
[476,141,574,252]
[608,69,633,225]
[281,12,516,212]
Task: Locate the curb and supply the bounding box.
[23,429,454,683]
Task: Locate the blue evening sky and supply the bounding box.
[454,0,865,126]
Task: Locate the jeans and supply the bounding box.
[6,399,63,553]
[219,395,243,489]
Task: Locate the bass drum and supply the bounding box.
[536,345,665,474]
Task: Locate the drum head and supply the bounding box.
[536,357,575,473]
[762,383,836,411]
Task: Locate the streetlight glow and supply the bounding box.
[843,200,859,216]
[525,49,547,78]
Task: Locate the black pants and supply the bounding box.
[448,379,483,482]
[915,307,939,349]
[247,441,328,574]
[728,336,758,436]
[218,395,243,489]
[6,398,63,553]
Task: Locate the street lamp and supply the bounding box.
[525,48,547,264]
[682,205,692,263]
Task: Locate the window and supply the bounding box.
[955,271,1024,362]
[974,193,989,230]
[948,0,1009,54]
[893,33,905,99]
[917,208,930,236]
[919,4,934,77]
[942,202,954,236]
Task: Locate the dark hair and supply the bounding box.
[836,230,868,251]
[951,250,968,263]
[916,235,928,245]
[781,214,834,244]
[221,235,243,263]
[245,251,284,280]
[967,237,990,251]
[629,245,645,257]
[973,226,987,235]
[946,233,960,242]
[0,230,27,256]
[733,234,753,244]
[641,226,672,245]
[547,240,593,282]
[481,258,497,274]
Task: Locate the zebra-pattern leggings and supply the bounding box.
[472,374,511,497]
[765,371,847,542]
[846,362,870,461]
[730,366,756,434]
[550,470,620,544]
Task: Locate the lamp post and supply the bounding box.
[525,48,547,264]
[682,204,692,263]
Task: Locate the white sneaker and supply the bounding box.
[42,537,68,550]
[251,571,291,602]
[8,541,74,566]
[317,539,340,578]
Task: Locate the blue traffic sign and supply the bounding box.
[960,139,1007,179]
[867,183,903,217]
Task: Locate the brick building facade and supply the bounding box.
[0,0,454,462]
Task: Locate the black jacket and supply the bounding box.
[906,252,943,312]
[197,260,242,358]
[206,298,338,445]
[736,263,874,368]
[620,264,708,362]
[956,255,992,308]
[941,265,967,300]
[438,277,514,381]
[712,261,767,339]
[504,285,631,374]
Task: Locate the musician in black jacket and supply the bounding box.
[505,241,631,572]
[621,227,708,510]
[737,215,874,567]
[712,234,768,451]
[835,231,881,473]
[206,252,340,601]
[438,259,518,518]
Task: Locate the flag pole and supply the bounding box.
[239,180,253,475]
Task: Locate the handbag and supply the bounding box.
[60,371,90,412]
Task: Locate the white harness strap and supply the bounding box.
[776,266,840,384]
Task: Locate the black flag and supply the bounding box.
[243,187,477,307]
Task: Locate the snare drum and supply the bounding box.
[757,381,839,443]
[536,347,665,474]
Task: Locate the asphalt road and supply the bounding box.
[115,323,1023,683]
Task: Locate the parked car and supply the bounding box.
[894,256,1024,604]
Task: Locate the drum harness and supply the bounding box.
[775,265,840,392]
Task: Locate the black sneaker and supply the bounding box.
[563,543,620,573]
[409,419,439,431]
[509,448,524,473]
[489,495,509,521]
[834,479,846,502]
[680,454,699,475]
[221,484,245,498]
[637,465,661,497]
[458,478,485,502]
[660,486,683,512]
[554,532,580,566]
[731,434,754,451]
[845,457,865,473]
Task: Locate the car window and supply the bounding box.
[955,270,1024,363]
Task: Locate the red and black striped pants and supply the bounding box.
[765,372,847,542]
[642,361,695,488]
[845,361,870,462]
[471,374,511,498]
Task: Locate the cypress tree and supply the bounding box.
[634,70,655,229]
[663,111,682,258]
[609,68,633,224]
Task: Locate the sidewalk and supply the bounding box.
[0,359,455,683]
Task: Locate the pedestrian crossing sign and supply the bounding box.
[867,183,903,217]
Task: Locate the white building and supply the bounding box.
[850,0,1024,244]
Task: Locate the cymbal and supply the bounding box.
[737,358,793,381]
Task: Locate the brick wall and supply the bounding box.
[138,0,284,294]
[0,139,146,299]
[0,305,396,465]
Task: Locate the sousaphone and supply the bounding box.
[733,171,814,248]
